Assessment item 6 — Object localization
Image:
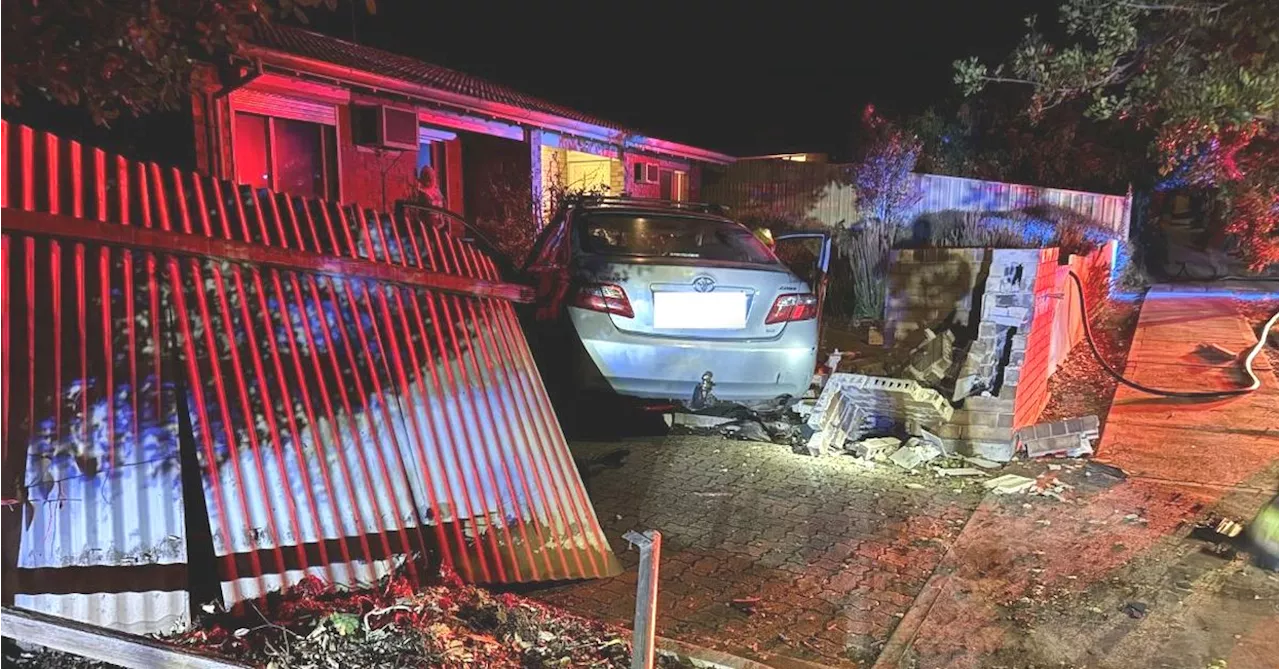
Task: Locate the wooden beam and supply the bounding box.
[1,605,247,669]
[1,209,534,303]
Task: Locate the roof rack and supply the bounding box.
[563,195,730,216]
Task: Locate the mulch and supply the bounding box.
[9,570,693,669]
[1038,296,1144,429]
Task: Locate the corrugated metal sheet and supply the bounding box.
[702,161,1132,236]
[1,121,620,633]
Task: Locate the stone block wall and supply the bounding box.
[884,248,987,345]
[821,243,1117,462]
[1012,248,1061,429]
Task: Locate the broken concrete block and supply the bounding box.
[934,467,987,477]
[962,455,1002,469]
[967,440,1016,462]
[982,474,1036,495]
[904,329,957,388]
[918,427,948,455]
[888,438,942,471]
[889,445,926,470]
[856,436,902,461]
[1015,415,1101,458]
[804,385,864,456]
[810,373,954,433]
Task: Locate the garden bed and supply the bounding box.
[8,571,697,669]
[1037,294,1144,431]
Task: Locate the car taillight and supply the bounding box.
[765,293,818,324]
[571,283,634,318]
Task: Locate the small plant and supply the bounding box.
[839,106,922,319]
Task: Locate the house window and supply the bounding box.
[233,111,339,200]
[659,169,688,202]
[416,138,450,205]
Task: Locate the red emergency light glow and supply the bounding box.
[0,121,620,626]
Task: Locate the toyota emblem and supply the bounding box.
[692,276,716,293]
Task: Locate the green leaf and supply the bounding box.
[327,612,360,636]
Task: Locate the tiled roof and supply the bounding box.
[251,23,627,132]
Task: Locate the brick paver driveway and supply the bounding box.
[525,436,984,667]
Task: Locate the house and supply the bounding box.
[189,24,734,234]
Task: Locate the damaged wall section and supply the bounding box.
[808,242,1117,463]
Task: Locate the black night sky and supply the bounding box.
[302,1,1059,160]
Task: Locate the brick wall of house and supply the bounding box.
[338,94,419,211]
[623,153,694,200]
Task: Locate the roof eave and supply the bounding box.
[244,45,734,165]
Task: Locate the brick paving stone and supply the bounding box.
[526,436,985,667]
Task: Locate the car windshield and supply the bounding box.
[577,213,778,265]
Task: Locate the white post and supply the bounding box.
[624,529,662,669]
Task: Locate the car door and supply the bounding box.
[522,215,572,322]
[773,232,832,329]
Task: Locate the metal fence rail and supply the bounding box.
[1,121,619,633]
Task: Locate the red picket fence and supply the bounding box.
[0,121,619,633]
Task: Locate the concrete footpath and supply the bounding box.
[875,284,1280,669]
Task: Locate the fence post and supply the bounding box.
[623,530,662,669]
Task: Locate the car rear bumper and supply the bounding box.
[571,312,818,402]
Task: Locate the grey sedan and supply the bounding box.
[522,197,829,408]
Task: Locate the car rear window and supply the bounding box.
[577,213,778,265]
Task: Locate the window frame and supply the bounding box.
[228,92,343,201]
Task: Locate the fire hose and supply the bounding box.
[1068,270,1279,399]
[1070,271,1280,565]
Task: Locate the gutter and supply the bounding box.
[241,45,735,165]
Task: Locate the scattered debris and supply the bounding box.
[731,421,772,443]
[1121,601,1148,619]
[1206,542,1238,559]
[1085,461,1129,480]
[730,597,761,615]
[854,436,902,462]
[1213,518,1245,538]
[963,456,1002,469]
[665,412,737,430]
[933,467,987,477]
[889,438,943,471]
[917,426,948,455]
[983,474,1037,495]
[867,326,884,347]
[16,571,659,669]
[904,483,927,490]
[1194,342,1237,364]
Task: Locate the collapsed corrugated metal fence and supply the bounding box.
[0,121,619,633]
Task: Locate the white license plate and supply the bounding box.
[652,291,748,329]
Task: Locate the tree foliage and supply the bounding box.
[907,98,1143,194]
[955,0,1278,269]
[2,0,364,125]
[839,106,922,318]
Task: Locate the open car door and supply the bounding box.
[773,232,833,332]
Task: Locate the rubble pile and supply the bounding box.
[668,247,1109,486]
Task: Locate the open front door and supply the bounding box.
[774,232,833,331]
